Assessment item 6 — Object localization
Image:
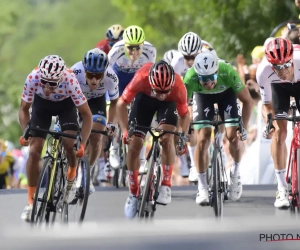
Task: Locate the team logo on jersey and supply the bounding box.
[236,82,243,89]
[54,94,64,100]
[217,85,226,91]
[73,69,81,75]
[106,72,117,82]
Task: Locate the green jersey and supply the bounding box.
[184,61,244,98]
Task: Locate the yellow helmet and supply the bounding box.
[123,25,145,44]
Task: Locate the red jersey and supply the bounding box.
[95,39,110,54]
[121,63,188,117]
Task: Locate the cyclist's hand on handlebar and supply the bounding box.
[237,127,247,141]
[262,124,275,139]
[122,131,130,144]
[19,136,30,146]
[76,144,85,158]
[106,122,118,137]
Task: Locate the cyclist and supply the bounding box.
[257,38,300,208]
[108,25,156,172]
[19,55,92,221]
[71,48,119,192]
[117,61,190,218]
[95,24,124,54]
[163,49,180,64]
[171,32,202,179]
[184,50,252,205]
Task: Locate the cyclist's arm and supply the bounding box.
[108,98,118,124]
[116,98,129,134]
[18,100,31,131]
[77,102,92,146]
[262,103,274,124]
[236,87,253,129]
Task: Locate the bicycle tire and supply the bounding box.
[150,163,161,218]
[138,155,155,218]
[114,168,119,188]
[296,149,300,212]
[64,156,91,223]
[212,149,223,217]
[31,157,52,224]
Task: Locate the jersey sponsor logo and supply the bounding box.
[219,73,228,77]
[217,85,226,91]
[106,71,118,82]
[73,69,82,75]
[236,100,242,116]
[54,94,65,100]
[204,107,210,117]
[226,105,232,116]
[259,85,264,89]
[236,82,243,89]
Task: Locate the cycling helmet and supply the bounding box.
[178,32,202,55]
[194,50,219,75]
[149,60,175,91]
[265,38,293,64]
[163,50,178,64]
[106,24,124,40]
[201,46,218,58]
[201,39,213,49]
[123,25,145,44]
[39,55,65,80]
[82,48,109,73]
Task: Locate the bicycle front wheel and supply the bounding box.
[63,156,90,223]
[31,157,52,224]
[212,149,223,218]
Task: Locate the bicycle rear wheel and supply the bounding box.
[212,149,223,217]
[31,157,52,224]
[63,156,90,223]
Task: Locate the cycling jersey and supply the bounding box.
[171,54,189,77]
[108,40,156,95]
[95,39,110,54]
[70,61,119,101]
[22,67,87,106]
[184,61,245,98]
[121,63,188,117]
[256,47,300,105]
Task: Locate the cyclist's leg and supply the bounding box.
[58,98,80,202]
[21,95,49,221]
[192,93,215,205]
[270,83,292,207]
[156,101,178,205]
[124,93,157,218]
[218,88,244,201]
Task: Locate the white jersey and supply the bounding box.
[22,67,87,106]
[171,53,189,77]
[256,46,300,104]
[108,40,156,75]
[70,62,119,101]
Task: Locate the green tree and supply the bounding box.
[112,0,299,60]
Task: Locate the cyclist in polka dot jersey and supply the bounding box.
[19,55,92,221]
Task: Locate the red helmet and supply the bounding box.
[265,38,293,64]
[149,61,175,91]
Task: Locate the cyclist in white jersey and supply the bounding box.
[256,38,300,208]
[71,48,119,191]
[108,25,157,171]
[163,49,180,64]
[19,55,92,221]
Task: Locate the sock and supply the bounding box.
[197,172,208,190]
[161,164,174,187]
[179,154,187,167]
[230,161,240,177]
[139,143,146,164]
[66,165,77,181]
[27,186,36,205]
[128,170,139,195]
[187,145,196,167]
[275,169,288,190]
[111,136,119,151]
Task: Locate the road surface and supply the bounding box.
[0,185,299,250]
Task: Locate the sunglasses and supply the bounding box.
[183,55,196,61]
[272,60,293,70]
[126,44,142,51]
[198,73,218,83]
[152,89,171,95]
[40,78,60,87]
[85,72,104,80]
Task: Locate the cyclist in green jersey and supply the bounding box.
[184,50,253,205]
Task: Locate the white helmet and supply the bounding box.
[38,55,66,80]
[163,49,178,63]
[194,50,219,75]
[201,40,213,49]
[178,32,202,55]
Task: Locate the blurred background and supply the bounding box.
[1,0,300,189]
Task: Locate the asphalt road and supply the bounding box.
[0,184,300,250]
